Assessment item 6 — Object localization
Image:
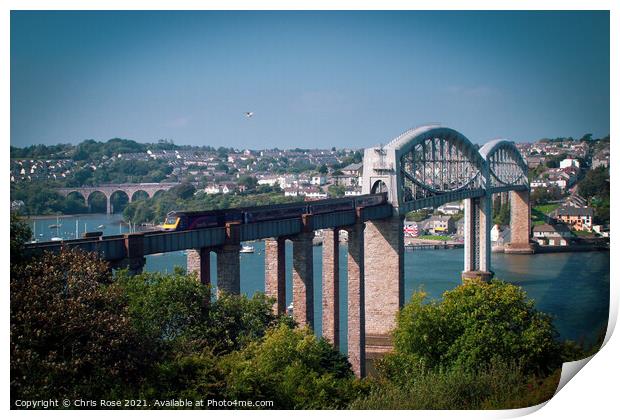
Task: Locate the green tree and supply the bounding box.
[113,270,284,355]
[170,183,197,200]
[10,214,32,263]
[578,166,609,201]
[392,280,563,375]
[11,249,153,403]
[220,324,356,409]
[238,175,258,191]
[317,164,328,175]
[328,184,346,197]
[493,202,510,226]
[406,209,431,222]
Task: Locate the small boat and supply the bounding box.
[286,302,294,315]
[240,245,255,253]
[51,237,63,241]
[97,224,105,229]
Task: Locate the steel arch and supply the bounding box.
[478,139,529,193]
[390,126,486,212]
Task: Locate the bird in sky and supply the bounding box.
[244,112,254,118]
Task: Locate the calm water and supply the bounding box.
[27,214,610,351]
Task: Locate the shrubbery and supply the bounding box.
[10,216,584,409]
[392,280,564,375]
[10,249,153,402]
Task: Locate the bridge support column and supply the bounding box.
[505,190,535,254]
[347,223,365,378]
[216,246,240,295]
[462,197,493,283]
[126,257,146,275]
[265,237,286,315]
[106,195,112,215]
[292,231,314,329]
[322,228,340,348]
[364,215,404,360]
[187,248,211,286]
[216,222,241,296]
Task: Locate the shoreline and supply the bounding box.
[23,213,117,220]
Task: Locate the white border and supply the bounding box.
[2,2,616,419]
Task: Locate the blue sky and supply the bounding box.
[11,11,609,149]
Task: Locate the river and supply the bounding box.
[25,213,610,351]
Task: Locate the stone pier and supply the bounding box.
[363,215,404,359]
[216,245,240,295]
[462,197,493,283]
[187,248,211,286]
[347,223,365,377]
[292,231,314,328]
[505,190,535,254]
[265,237,286,315]
[322,228,340,348]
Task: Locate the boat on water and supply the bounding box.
[240,245,255,253]
[97,224,105,229]
[286,302,294,315]
[48,216,62,229]
[51,237,63,241]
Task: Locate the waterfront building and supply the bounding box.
[533,223,572,246]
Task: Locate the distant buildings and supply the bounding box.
[436,202,463,215]
[552,205,593,231]
[426,215,455,235]
[592,151,610,169]
[533,224,572,246]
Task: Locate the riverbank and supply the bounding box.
[23,212,112,220]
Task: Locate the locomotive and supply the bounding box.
[161,193,387,232]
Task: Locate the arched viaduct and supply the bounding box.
[57,183,182,214]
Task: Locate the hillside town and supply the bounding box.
[10,134,610,248]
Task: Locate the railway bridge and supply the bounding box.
[57,182,182,214]
[27,125,531,378]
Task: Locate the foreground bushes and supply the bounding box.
[10,225,355,408]
[10,249,154,402]
[393,280,566,375]
[221,325,356,409]
[351,360,561,409]
[351,280,584,409]
[10,217,582,409]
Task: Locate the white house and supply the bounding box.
[257,177,279,187]
[560,158,580,169]
[437,201,463,215]
[310,175,327,186]
[283,188,299,197]
[491,224,500,242]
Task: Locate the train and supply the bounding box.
[161,193,387,231]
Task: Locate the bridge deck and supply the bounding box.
[24,199,394,261]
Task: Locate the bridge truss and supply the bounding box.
[362,125,529,214]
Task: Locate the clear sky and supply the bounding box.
[11,10,609,149]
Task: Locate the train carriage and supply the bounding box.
[161,193,387,232]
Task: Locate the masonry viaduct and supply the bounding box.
[57,183,181,214]
[29,125,532,378]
